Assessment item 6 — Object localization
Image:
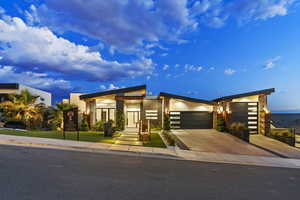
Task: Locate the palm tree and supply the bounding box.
[0,89,42,127]
[50,102,78,130]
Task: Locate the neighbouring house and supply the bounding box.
[0,83,52,106]
[67,85,274,135]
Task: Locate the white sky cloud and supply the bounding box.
[184,64,203,72]
[263,56,281,70]
[0,17,153,82]
[224,68,236,75]
[0,65,72,90]
[163,64,169,71]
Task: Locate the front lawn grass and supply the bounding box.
[143,132,166,148]
[0,129,120,144]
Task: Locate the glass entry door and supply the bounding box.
[127,111,140,127]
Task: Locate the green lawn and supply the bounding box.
[143,133,166,148]
[0,129,166,148]
[0,129,119,144]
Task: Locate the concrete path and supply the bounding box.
[1,134,300,168]
[114,128,143,146]
[250,135,300,159]
[171,129,275,157]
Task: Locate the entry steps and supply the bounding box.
[114,128,143,146]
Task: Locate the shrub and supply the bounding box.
[163,114,171,130]
[116,110,125,131]
[151,123,162,131]
[93,120,104,131]
[229,122,249,142]
[270,129,295,146]
[216,117,226,132]
[4,119,26,129]
[80,117,89,131]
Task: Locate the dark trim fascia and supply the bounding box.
[213,88,275,102]
[80,85,146,100]
[159,92,216,105]
[0,83,19,90]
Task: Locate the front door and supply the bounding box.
[127,111,139,127]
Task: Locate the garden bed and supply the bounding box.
[143,132,166,148]
[269,128,295,146]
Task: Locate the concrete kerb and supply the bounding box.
[1,134,300,169]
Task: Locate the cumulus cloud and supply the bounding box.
[230,0,294,21]
[0,17,153,81]
[263,56,281,70]
[224,68,236,75]
[22,0,297,55]
[192,0,296,28]
[0,65,72,90]
[30,0,196,53]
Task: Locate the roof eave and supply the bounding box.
[159,92,216,105]
[213,88,275,102]
[80,85,146,100]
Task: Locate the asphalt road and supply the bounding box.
[0,145,300,200]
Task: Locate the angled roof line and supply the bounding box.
[0,83,19,90]
[80,85,146,99]
[159,92,216,105]
[213,88,275,102]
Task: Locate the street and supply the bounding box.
[0,145,299,200]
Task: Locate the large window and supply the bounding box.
[96,108,115,122]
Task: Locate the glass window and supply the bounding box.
[96,108,115,122]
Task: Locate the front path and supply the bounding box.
[114,128,143,146]
[250,135,300,159]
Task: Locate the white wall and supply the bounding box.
[232,95,259,102]
[169,99,214,112]
[96,98,116,109]
[19,84,52,106]
[70,93,86,113]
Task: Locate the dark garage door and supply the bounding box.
[180,112,213,129]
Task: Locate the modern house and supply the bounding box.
[69,85,274,136]
[0,83,52,106]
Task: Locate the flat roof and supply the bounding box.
[80,85,146,99]
[159,92,216,105]
[213,88,275,102]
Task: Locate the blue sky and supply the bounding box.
[0,0,299,112]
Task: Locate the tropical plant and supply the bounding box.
[116,109,125,131]
[50,102,78,130]
[92,120,105,131]
[216,117,226,132]
[0,90,43,128]
[80,117,89,131]
[163,114,171,130]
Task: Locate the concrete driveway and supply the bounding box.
[171,129,276,157]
